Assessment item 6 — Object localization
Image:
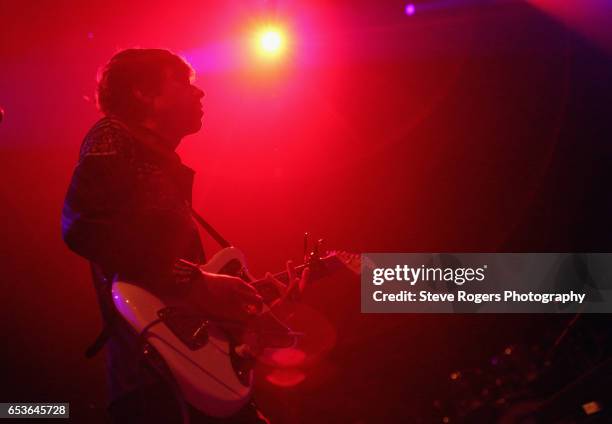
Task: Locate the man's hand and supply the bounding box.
[201,271,263,314]
[264,260,311,311]
[174,260,263,321]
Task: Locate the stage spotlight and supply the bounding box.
[254,25,287,58]
[405,3,416,16]
[261,30,282,52]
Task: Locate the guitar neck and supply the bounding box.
[249,255,342,304]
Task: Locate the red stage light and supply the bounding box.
[268,348,306,368]
[265,369,306,387]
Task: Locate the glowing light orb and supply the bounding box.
[254,26,287,58]
[405,3,416,16]
[261,30,282,52]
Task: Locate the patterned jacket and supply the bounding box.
[61,116,204,401]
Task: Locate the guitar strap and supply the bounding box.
[85,327,111,359]
[189,207,232,248]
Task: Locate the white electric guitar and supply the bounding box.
[112,246,360,418]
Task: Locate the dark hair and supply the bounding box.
[96,48,194,122]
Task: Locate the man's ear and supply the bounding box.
[133,88,154,106]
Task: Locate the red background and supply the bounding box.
[1,1,611,422]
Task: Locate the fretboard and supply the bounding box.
[249,255,343,304]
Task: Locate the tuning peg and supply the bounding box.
[314,239,324,258]
[303,232,309,262]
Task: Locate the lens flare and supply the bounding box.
[261,30,282,52]
[254,26,287,58]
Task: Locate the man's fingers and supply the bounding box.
[281,275,299,303]
[173,260,199,285]
[174,259,197,271]
[241,292,263,304]
[299,267,310,293]
[266,272,287,292]
[237,282,263,303]
[237,282,257,295]
[241,294,264,313]
[286,260,296,283]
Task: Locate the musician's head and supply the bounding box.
[97,48,204,144]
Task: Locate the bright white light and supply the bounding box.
[254,26,287,58]
[261,30,283,52]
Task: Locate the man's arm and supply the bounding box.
[61,120,138,273]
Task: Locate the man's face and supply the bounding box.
[149,68,205,141]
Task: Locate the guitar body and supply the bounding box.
[112,247,255,418]
[111,246,358,418]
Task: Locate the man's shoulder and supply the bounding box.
[79,116,134,160]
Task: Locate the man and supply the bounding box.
[62,48,297,423]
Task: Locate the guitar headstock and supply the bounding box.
[299,233,372,280]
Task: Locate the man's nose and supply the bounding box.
[194,86,205,99]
